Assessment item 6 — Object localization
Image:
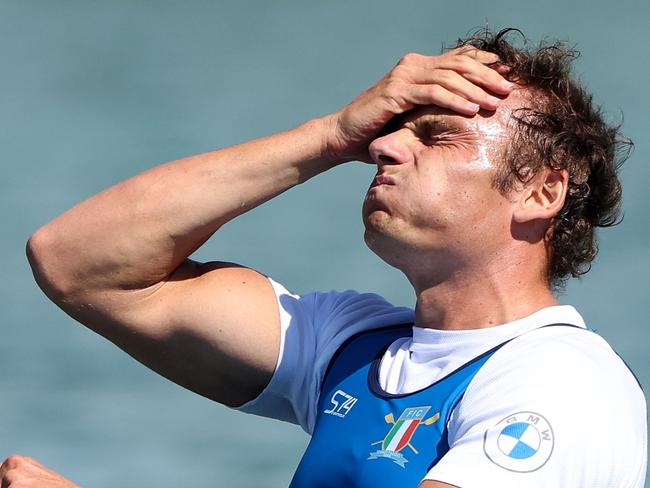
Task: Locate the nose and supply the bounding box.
[368,130,413,167]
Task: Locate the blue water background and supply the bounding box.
[1,1,648,486]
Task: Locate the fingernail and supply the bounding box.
[502,80,515,90]
[468,103,480,112]
[487,95,501,106]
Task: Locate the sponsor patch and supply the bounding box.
[483,411,554,472]
[323,389,358,418]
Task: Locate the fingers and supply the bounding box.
[447,45,501,64]
[458,63,513,96]
[1,455,29,476]
[1,455,29,488]
[492,63,512,75]
[406,84,481,116]
[1,455,77,488]
[403,68,505,112]
[1,456,36,488]
[398,51,514,97]
[387,50,514,117]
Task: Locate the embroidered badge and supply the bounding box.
[368,406,440,468]
[483,411,554,472]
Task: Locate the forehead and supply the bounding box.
[394,89,526,138]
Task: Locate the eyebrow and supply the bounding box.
[414,117,460,133]
[403,116,468,140]
[379,112,464,138]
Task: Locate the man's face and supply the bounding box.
[362,98,520,281]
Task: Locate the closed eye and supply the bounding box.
[416,123,463,145]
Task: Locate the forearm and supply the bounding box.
[28,115,339,301]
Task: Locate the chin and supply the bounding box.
[364,219,459,272]
[363,226,412,270]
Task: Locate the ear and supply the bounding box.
[513,167,569,224]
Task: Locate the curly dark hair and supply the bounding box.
[454,28,631,289]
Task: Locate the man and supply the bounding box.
[5,29,646,486]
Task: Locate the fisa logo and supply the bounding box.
[483,411,554,472]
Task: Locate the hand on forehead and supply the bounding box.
[382,95,522,157]
[393,85,524,135]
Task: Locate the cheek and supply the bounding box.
[465,187,514,240]
[403,177,459,233]
[445,170,510,228]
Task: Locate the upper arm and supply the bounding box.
[70,259,281,407]
[419,481,458,488]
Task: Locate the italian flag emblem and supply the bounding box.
[368,406,440,468]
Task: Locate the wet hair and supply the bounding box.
[454,28,631,289]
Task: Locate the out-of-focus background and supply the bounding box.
[1,1,648,486]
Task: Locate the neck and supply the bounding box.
[410,251,557,331]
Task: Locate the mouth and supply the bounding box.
[370,174,396,189]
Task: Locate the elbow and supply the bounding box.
[26,226,77,304]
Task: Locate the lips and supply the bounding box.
[371,174,396,188]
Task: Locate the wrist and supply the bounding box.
[309,113,356,166]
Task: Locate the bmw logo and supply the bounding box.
[483,411,554,472]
